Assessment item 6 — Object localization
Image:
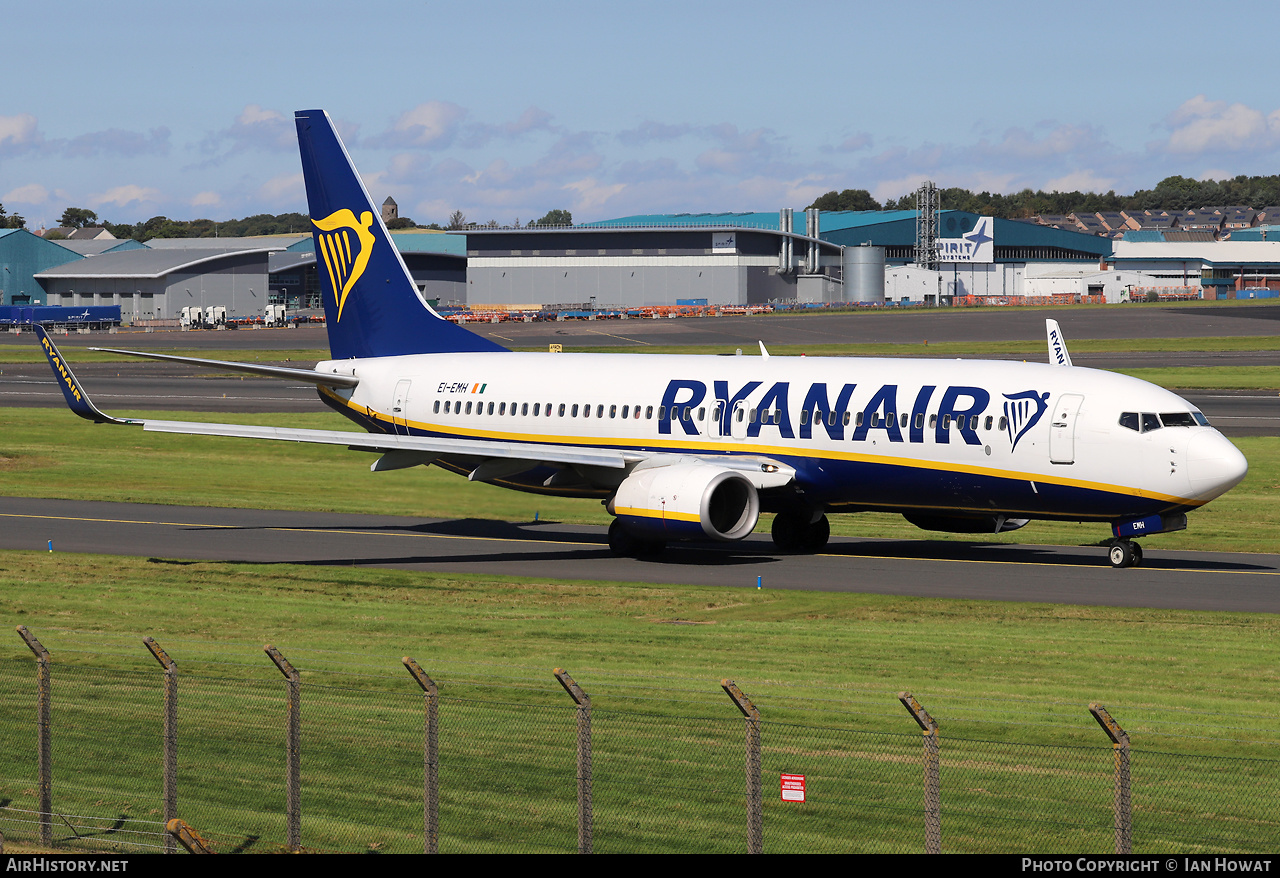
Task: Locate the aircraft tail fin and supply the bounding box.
[1045,318,1072,366]
[294,109,507,359]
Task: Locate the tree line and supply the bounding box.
[809,174,1280,218]
[3,206,577,241]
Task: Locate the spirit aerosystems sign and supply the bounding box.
[938,217,994,263]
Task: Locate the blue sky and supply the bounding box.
[4,0,1280,229]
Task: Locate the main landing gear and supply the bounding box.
[1107,539,1144,569]
[608,519,666,558]
[772,510,830,554]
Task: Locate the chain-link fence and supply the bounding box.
[1,628,1276,854]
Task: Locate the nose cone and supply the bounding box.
[1187,431,1249,501]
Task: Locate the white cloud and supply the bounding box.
[1161,95,1277,154]
[376,101,467,148]
[89,185,162,208]
[564,177,625,213]
[3,183,49,205]
[190,191,222,207]
[259,173,304,203]
[0,114,41,154]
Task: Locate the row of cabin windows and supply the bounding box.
[432,397,1011,433]
[1118,411,1208,433]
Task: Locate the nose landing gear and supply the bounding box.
[1107,539,1143,569]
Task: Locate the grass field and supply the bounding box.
[0,554,1276,853]
[0,406,1276,553]
[1,329,1278,852]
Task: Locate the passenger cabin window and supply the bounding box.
[434,401,441,414]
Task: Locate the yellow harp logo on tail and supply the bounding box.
[312,209,376,321]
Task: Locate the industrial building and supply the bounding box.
[12,204,1280,321]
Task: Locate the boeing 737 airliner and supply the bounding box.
[36,109,1249,568]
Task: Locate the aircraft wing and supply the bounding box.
[88,347,360,387]
[35,325,796,484]
[140,418,631,469]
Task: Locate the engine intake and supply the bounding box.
[611,462,760,541]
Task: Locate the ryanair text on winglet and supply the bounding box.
[41,336,83,403]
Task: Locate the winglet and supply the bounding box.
[1045,319,1072,367]
[34,325,139,425]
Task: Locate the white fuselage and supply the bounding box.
[314,351,1248,523]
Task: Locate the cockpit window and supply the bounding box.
[1160,412,1197,427]
[1141,413,1161,433]
[1193,411,1210,426]
[1119,412,1139,432]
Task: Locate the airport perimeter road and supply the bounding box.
[2,497,1277,613]
[1,302,1278,354]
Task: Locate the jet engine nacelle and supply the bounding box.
[610,461,760,541]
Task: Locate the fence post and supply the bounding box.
[899,692,940,854]
[554,668,592,854]
[143,637,178,854]
[16,626,52,848]
[721,679,762,854]
[1089,703,1131,854]
[165,818,214,854]
[402,657,438,854]
[264,645,301,852]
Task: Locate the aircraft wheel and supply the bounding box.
[608,519,637,557]
[1108,540,1136,569]
[803,514,830,552]
[771,512,805,553]
[1131,542,1143,567]
[773,511,828,553]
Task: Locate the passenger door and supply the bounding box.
[1049,394,1084,464]
[391,379,412,435]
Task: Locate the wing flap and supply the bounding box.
[140,419,629,468]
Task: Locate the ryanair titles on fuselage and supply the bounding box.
[657,378,1049,450]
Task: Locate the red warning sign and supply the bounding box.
[781,773,806,803]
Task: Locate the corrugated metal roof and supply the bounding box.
[1111,240,1280,264]
[144,235,307,250]
[36,247,272,279]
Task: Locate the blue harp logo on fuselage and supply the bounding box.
[313,209,376,322]
[1003,390,1050,452]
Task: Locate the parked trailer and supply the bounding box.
[0,306,122,329]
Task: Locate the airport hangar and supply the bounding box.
[14,210,1280,320]
[28,232,468,322]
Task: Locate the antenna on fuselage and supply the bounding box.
[758,341,770,358]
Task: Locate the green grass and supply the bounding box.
[0,334,1277,363]
[550,335,1280,358]
[1,407,1277,553]
[0,555,1277,853]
